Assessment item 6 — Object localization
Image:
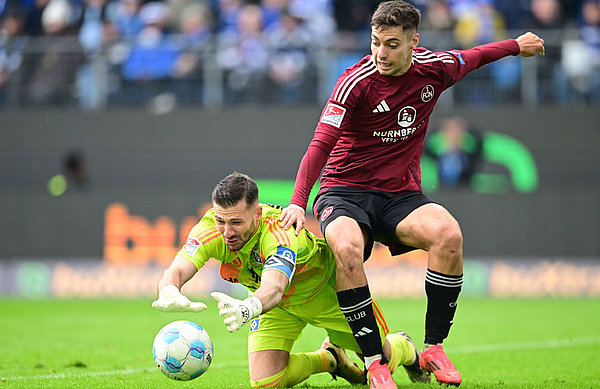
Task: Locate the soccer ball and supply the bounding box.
[152,320,214,381]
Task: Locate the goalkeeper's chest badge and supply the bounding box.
[250,318,260,332]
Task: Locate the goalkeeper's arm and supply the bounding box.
[211,269,288,332]
[157,255,198,292]
[252,269,289,312]
[153,255,207,312]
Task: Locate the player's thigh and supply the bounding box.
[315,191,374,261]
[395,203,462,250]
[248,350,289,381]
[248,306,306,355]
[324,216,369,262]
[247,307,305,379]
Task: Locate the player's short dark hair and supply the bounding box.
[212,172,258,208]
[371,1,421,34]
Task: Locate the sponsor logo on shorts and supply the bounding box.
[320,103,346,128]
[421,85,434,102]
[185,237,201,256]
[250,318,260,332]
[320,206,333,222]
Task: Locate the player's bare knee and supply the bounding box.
[442,228,463,261]
[432,224,463,261]
[332,242,364,277]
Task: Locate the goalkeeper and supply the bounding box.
[153,172,429,387]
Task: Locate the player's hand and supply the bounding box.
[279,204,306,236]
[211,292,262,333]
[152,285,208,312]
[516,32,545,57]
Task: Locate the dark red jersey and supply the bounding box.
[290,39,520,209]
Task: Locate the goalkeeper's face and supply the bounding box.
[213,200,262,251]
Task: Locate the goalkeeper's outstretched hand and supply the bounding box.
[152,285,208,312]
[211,292,262,333]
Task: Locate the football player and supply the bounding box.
[153,172,430,387]
[279,1,545,387]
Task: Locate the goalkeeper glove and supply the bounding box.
[211,292,262,333]
[152,285,208,312]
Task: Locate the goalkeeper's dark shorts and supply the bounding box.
[314,187,438,260]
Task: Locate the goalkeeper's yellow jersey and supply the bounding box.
[177,204,336,307]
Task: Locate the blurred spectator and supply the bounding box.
[528,0,570,103]
[120,1,183,103]
[25,0,84,105]
[425,116,483,189]
[0,6,27,104]
[217,3,269,103]
[579,0,600,68]
[451,0,507,48]
[495,0,531,29]
[333,0,377,33]
[332,0,376,53]
[266,9,312,103]
[77,0,113,53]
[561,0,600,104]
[421,0,455,31]
[110,0,143,40]
[261,0,288,30]
[170,2,213,103]
[23,0,50,36]
[529,0,565,29]
[75,0,115,110]
[288,0,335,37]
[216,0,242,33]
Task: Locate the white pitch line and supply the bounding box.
[451,336,600,354]
[3,338,598,381]
[1,363,248,381]
[2,368,148,381]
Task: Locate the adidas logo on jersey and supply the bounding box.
[373,100,390,113]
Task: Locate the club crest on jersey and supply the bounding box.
[397,106,417,127]
[252,250,262,264]
[185,237,201,256]
[320,103,346,128]
[421,85,434,102]
[250,318,260,332]
[276,246,296,263]
[320,206,333,221]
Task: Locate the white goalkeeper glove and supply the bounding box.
[211,292,262,333]
[152,285,208,312]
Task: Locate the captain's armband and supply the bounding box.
[263,246,296,283]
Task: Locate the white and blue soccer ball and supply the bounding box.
[152,320,214,381]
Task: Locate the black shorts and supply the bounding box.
[314,187,437,260]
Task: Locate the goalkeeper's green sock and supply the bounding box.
[250,350,334,388]
[385,332,417,374]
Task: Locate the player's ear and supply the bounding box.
[411,32,419,49]
[255,203,262,220]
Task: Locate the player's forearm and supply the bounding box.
[157,255,196,293]
[463,39,520,70]
[252,270,288,312]
[157,268,183,292]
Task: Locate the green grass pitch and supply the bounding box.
[1,297,599,388]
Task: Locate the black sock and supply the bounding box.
[424,269,463,345]
[337,286,383,358]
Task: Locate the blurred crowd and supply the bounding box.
[1,0,599,109]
